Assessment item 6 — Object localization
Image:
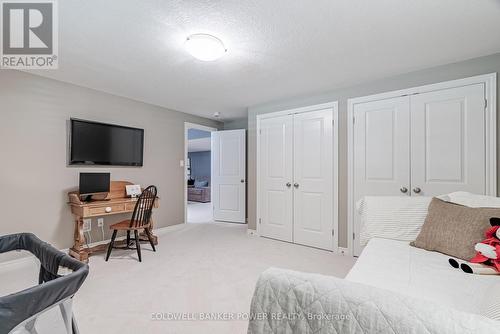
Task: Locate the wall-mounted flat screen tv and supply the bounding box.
[69,119,144,166]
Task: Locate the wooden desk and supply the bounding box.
[68,181,159,262]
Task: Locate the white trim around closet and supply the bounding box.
[256,101,339,252]
[347,73,497,256]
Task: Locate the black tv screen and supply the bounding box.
[70,119,144,166]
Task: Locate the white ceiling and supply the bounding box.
[32,0,500,120]
[188,138,211,152]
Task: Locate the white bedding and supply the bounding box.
[437,191,500,208]
[346,238,499,315]
[248,268,500,334]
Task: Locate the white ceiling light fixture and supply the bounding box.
[185,34,227,61]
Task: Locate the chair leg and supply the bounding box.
[145,228,156,252]
[105,230,117,261]
[126,231,131,248]
[134,230,142,262]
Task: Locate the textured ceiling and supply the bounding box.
[31,0,500,120]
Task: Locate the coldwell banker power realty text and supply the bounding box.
[1,0,58,69]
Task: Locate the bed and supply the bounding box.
[346,237,498,315]
[247,239,500,334]
[247,193,500,333]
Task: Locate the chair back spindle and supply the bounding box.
[129,186,157,229]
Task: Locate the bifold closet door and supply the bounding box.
[410,84,486,196]
[293,109,334,250]
[353,96,410,256]
[259,115,294,242]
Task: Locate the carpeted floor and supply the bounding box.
[187,201,213,223]
[1,223,356,334]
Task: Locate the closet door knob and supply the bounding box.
[294,183,299,188]
[413,187,421,194]
[400,187,408,194]
[286,182,292,187]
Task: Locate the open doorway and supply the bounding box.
[184,123,217,224]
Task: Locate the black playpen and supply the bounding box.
[0,233,89,334]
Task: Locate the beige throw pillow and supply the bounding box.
[411,198,499,260]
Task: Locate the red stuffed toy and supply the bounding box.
[470,217,500,273]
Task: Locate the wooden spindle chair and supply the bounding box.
[105,185,157,262]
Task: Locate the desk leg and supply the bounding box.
[69,217,89,262]
[139,219,158,245]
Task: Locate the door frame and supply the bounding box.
[256,101,339,251]
[347,73,497,256]
[184,122,218,224]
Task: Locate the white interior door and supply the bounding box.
[293,109,334,250]
[259,115,293,242]
[212,130,246,223]
[410,84,486,196]
[353,96,411,256]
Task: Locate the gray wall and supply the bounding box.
[224,118,248,130]
[188,151,211,183]
[0,70,221,256]
[248,53,500,248]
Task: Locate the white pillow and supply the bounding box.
[358,196,432,246]
[437,191,500,208]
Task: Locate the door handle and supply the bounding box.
[294,183,299,188]
[413,187,421,194]
[400,187,408,194]
[240,179,245,183]
[286,182,292,188]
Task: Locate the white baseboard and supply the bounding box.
[0,224,187,267]
[65,223,185,251]
[155,223,186,235]
[336,247,351,256]
[0,252,37,269]
[247,229,258,236]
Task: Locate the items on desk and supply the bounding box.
[125,184,142,198]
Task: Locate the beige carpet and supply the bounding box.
[2,223,356,334]
[187,201,213,223]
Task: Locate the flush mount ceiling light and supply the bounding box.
[185,34,227,61]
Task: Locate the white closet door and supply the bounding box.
[353,96,410,256]
[212,130,246,223]
[293,109,334,250]
[410,84,486,196]
[259,115,293,242]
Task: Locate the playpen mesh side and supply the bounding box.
[0,233,89,334]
